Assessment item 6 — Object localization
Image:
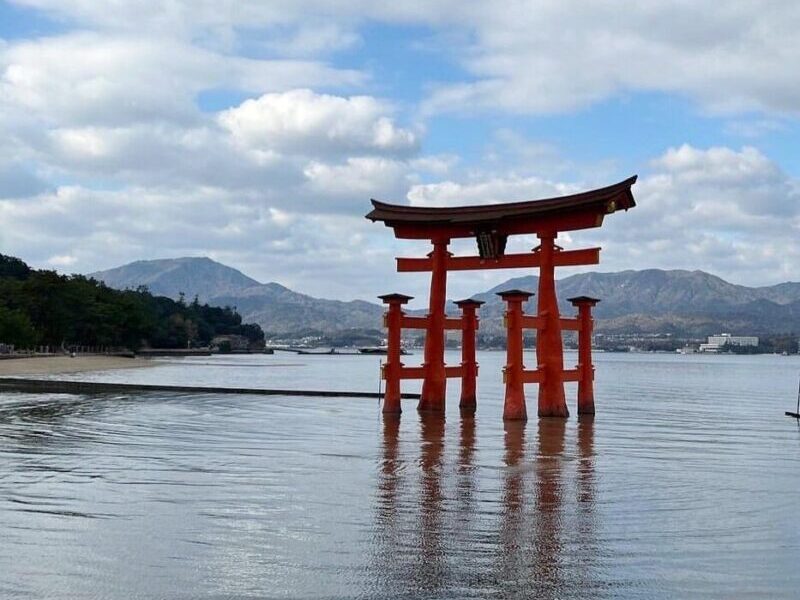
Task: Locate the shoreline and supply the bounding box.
[0,355,155,377]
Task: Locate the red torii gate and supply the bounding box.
[366,176,637,420]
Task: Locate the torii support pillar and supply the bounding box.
[499,290,533,421]
[569,296,600,415]
[419,238,450,413]
[536,233,569,418]
[379,293,413,414]
[455,299,483,414]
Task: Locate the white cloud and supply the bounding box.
[22,92,421,213]
[0,28,418,212]
[46,254,77,267]
[9,1,456,35]
[408,154,458,176]
[584,145,800,285]
[11,1,800,117]
[407,175,578,207]
[39,123,294,191]
[304,157,410,199]
[724,119,787,139]
[258,23,361,58]
[219,89,417,158]
[418,2,800,117]
[647,144,797,218]
[0,32,363,129]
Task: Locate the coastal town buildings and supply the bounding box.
[699,333,759,353]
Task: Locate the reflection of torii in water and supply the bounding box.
[496,417,599,598]
[371,415,600,597]
[368,177,637,420]
[494,419,568,596]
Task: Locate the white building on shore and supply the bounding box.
[699,333,759,353]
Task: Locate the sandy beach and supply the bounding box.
[0,355,155,376]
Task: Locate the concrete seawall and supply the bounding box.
[0,377,422,400]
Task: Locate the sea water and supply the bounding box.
[1,351,800,598]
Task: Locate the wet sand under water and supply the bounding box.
[0,355,154,376]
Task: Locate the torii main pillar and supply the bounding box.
[418,238,449,412]
[536,233,568,417]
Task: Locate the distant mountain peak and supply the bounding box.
[90,256,262,302]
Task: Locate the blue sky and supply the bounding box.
[0,1,798,302]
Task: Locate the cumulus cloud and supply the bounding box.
[408,176,578,207]
[0,30,419,213]
[648,145,795,218]
[419,2,800,116]
[304,157,411,200]
[219,89,418,158]
[0,30,373,202]
[0,33,362,129]
[553,148,798,286]
[10,1,800,117]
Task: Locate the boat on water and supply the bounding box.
[358,347,410,355]
[285,347,363,356]
[272,346,409,356]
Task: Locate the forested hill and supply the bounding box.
[0,254,264,350]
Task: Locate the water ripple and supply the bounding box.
[1,352,800,598]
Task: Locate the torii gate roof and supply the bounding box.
[367,175,637,239]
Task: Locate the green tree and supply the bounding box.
[0,306,37,348]
[0,255,264,351]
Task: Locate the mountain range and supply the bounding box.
[90,257,800,337]
[91,257,384,335]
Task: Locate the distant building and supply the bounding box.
[699,333,759,353]
[211,334,256,353]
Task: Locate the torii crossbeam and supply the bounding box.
[367,176,637,420]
